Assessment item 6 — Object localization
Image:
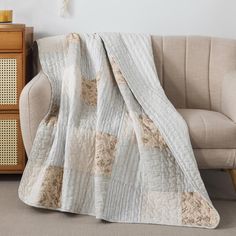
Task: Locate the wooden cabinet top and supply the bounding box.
[0,24,33,53]
[0,24,27,31]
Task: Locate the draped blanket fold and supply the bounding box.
[18,33,220,228]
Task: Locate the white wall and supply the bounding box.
[1,0,236,39]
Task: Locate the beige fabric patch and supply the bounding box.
[110,58,127,84]
[95,132,117,176]
[38,166,64,208]
[81,78,97,106]
[181,192,219,227]
[18,159,43,200]
[66,33,80,43]
[141,191,181,225]
[66,128,96,174]
[139,114,170,153]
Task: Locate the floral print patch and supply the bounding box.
[38,166,64,208]
[95,132,117,176]
[139,114,170,152]
[81,78,97,106]
[110,58,127,84]
[181,192,219,227]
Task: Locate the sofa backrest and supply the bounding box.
[152,36,236,112]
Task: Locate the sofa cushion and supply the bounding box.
[178,109,236,149]
[193,149,236,169]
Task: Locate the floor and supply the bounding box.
[0,171,236,236]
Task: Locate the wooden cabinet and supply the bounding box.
[0,24,33,173]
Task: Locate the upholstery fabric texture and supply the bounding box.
[222,71,236,122]
[178,109,236,149]
[152,36,236,112]
[20,72,51,156]
[18,33,220,228]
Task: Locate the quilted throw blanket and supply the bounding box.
[19,33,220,228]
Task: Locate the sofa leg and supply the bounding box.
[229,169,236,191]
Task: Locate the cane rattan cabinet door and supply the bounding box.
[0,54,23,110]
[0,114,25,172]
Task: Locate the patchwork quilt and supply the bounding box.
[18,33,220,228]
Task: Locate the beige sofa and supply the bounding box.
[19,36,236,189]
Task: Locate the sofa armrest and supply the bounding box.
[19,71,51,156]
[222,71,236,123]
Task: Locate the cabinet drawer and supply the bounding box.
[0,32,23,50]
[0,113,25,172]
